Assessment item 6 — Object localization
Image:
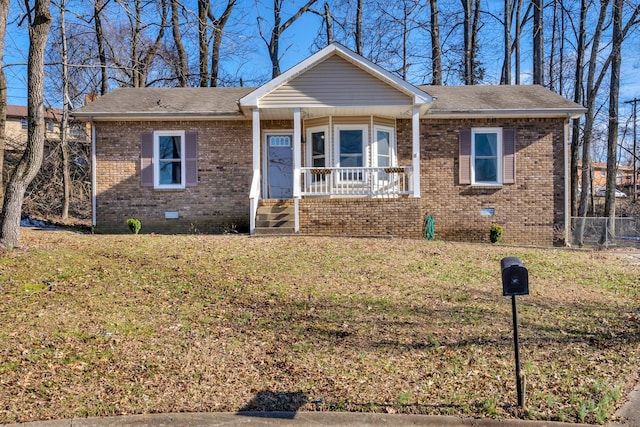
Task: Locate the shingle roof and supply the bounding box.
[7,105,64,120]
[74,84,585,119]
[74,87,254,118]
[420,84,585,115]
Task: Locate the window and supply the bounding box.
[472,128,502,184]
[306,126,328,182]
[155,131,185,188]
[20,118,27,129]
[459,128,515,186]
[46,121,54,132]
[140,131,198,189]
[335,125,367,180]
[373,125,396,180]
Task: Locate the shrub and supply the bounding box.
[489,223,503,244]
[126,218,141,234]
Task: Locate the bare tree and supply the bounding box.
[460,0,482,84]
[500,0,512,84]
[532,0,543,85]
[56,0,72,219]
[600,0,623,245]
[258,0,318,79]
[171,0,188,87]
[1,0,52,248]
[355,0,363,54]
[208,0,236,87]
[429,0,442,85]
[94,0,109,94]
[570,0,587,217]
[0,0,8,202]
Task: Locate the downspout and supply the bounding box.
[412,106,421,197]
[90,116,96,232]
[564,115,570,246]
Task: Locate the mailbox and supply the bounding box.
[501,257,529,296]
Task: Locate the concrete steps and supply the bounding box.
[254,203,296,236]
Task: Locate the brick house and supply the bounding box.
[74,43,585,245]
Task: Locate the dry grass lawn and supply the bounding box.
[1,228,639,424]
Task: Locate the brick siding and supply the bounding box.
[95,117,566,245]
[94,120,253,234]
[397,117,566,246]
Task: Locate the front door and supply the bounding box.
[267,134,293,198]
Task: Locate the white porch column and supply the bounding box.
[412,106,421,197]
[293,107,301,233]
[252,108,261,173]
[250,108,261,235]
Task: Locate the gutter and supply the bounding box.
[73,111,243,121]
[90,116,96,232]
[425,108,587,119]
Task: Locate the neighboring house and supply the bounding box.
[579,161,637,193]
[74,43,585,245]
[5,105,87,151]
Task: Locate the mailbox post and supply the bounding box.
[501,257,529,408]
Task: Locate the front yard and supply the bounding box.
[0,229,639,424]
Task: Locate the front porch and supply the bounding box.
[253,196,423,238]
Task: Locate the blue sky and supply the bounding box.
[3,0,639,120]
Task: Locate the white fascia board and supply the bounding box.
[239,43,432,108]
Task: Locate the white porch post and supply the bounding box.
[293,107,301,233]
[412,106,421,197]
[250,108,261,235]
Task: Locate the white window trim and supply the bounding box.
[471,127,502,186]
[306,125,330,169]
[372,125,397,168]
[334,124,368,169]
[153,130,186,190]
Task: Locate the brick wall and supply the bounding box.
[94,120,253,234]
[298,198,422,238]
[397,117,566,246]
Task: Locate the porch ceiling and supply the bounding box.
[254,105,429,121]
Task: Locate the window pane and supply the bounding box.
[340,154,362,168]
[475,158,497,182]
[159,160,181,184]
[475,133,497,156]
[159,136,181,160]
[312,132,325,157]
[377,130,390,157]
[340,130,362,154]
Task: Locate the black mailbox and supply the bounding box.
[501,257,529,296]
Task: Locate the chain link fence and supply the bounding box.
[570,217,640,248]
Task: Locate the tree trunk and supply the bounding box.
[198,0,209,87]
[60,0,71,219]
[575,0,609,246]
[171,0,188,87]
[324,1,333,45]
[600,0,623,246]
[532,0,543,85]
[0,0,8,203]
[461,0,472,84]
[501,0,511,84]
[429,0,442,85]
[208,0,235,87]
[570,0,586,218]
[514,0,523,84]
[0,0,52,248]
[266,0,317,79]
[94,0,108,95]
[355,0,363,55]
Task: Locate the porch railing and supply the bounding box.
[300,166,413,197]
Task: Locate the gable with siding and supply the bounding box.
[259,55,412,108]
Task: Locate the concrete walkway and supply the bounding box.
[3,383,639,427]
